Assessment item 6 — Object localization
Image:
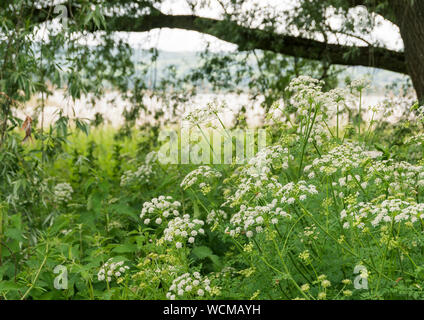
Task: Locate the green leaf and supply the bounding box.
[112,243,138,253]
[193,201,200,218]
[76,119,89,136]
[192,246,213,259]
[0,280,26,292]
[5,228,24,242]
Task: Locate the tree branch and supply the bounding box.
[27,3,407,75]
[105,13,406,74]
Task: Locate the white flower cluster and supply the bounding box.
[349,78,371,92]
[285,76,372,135]
[334,174,364,187]
[331,174,369,197]
[287,76,327,109]
[227,176,284,207]
[163,214,205,248]
[287,76,352,117]
[120,165,154,186]
[246,145,292,178]
[341,198,424,229]
[304,142,382,176]
[367,160,424,196]
[97,259,129,282]
[166,272,212,300]
[180,166,222,194]
[120,151,157,186]
[206,209,228,225]
[182,102,224,126]
[405,133,424,146]
[288,79,352,144]
[145,151,158,164]
[226,199,291,238]
[53,182,73,203]
[140,196,181,226]
[225,145,293,205]
[326,87,351,106]
[279,181,318,204]
[288,75,324,92]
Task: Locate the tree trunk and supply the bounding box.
[392,0,424,103]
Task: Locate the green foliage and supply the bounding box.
[0,0,421,301]
[0,76,423,300]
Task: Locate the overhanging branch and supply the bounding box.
[106,13,406,74]
[28,4,407,75]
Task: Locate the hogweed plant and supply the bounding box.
[2,76,424,300]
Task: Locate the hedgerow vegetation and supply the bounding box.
[2,0,424,301]
[1,76,424,300]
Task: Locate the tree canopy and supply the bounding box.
[0,0,422,138]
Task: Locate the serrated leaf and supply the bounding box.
[192,246,213,259]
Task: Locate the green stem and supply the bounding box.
[297,202,394,283]
[336,104,339,140]
[298,104,319,179]
[0,203,3,266]
[196,124,218,162]
[21,244,49,300]
[358,90,362,138]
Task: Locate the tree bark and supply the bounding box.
[391,0,424,102]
